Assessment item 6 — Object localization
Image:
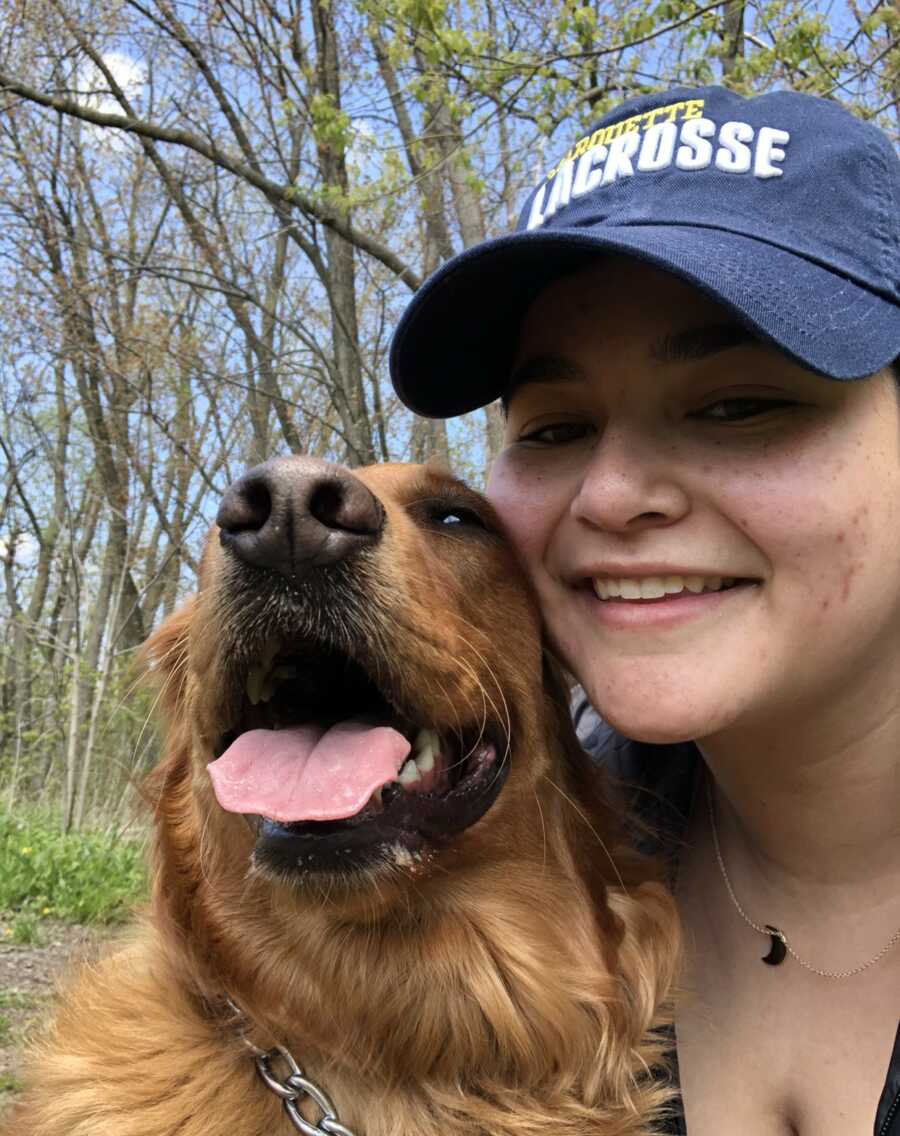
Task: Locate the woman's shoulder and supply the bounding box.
[571,687,700,857]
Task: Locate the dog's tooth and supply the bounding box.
[416,747,435,774]
[398,759,422,786]
[261,637,281,668]
[413,727,435,752]
[246,665,265,705]
[258,674,277,703]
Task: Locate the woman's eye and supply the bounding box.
[518,422,593,445]
[694,397,798,422]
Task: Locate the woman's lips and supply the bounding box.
[581,576,760,628]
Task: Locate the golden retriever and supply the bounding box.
[4,458,678,1136]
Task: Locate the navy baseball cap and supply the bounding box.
[390,85,900,418]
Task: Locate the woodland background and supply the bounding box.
[0,0,897,830]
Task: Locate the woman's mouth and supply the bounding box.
[592,573,745,601]
[584,573,761,627]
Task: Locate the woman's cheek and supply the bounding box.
[486,450,560,566]
[732,466,876,626]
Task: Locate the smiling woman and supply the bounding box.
[390,84,900,1136]
[490,259,900,744]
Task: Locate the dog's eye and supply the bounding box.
[430,505,488,530]
[436,508,480,526]
[408,495,495,535]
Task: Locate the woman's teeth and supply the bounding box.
[593,575,735,601]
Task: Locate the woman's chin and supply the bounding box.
[580,678,742,746]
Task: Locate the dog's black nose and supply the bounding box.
[216,456,384,578]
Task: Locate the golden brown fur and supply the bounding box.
[4,461,679,1135]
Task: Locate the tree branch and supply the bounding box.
[0,72,422,290]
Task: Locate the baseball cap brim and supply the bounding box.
[389,225,900,418]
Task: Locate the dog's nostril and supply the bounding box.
[217,478,272,535]
[309,479,382,536]
[309,482,345,531]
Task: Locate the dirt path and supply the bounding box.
[0,916,110,1111]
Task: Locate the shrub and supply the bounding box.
[0,809,147,924]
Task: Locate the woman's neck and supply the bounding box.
[696,684,900,936]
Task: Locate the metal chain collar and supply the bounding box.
[255,1045,358,1136]
[224,999,358,1136]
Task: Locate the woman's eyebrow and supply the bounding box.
[501,354,584,409]
[650,322,757,364]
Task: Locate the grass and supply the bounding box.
[0,1073,22,1095]
[0,808,147,925]
[5,914,43,947]
[0,992,41,1098]
[0,993,35,1012]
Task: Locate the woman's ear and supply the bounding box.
[140,596,197,718]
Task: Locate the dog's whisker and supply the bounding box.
[543,775,629,895]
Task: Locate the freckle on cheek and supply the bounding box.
[836,532,845,544]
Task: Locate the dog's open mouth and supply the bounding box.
[208,639,508,874]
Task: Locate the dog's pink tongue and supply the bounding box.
[207,722,411,822]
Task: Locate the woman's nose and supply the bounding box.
[569,426,690,533]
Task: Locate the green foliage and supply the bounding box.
[309,92,354,156]
[0,809,147,925]
[0,992,35,1011]
[6,913,43,947]
[0,1074,22,1096]
[0,648,159,825]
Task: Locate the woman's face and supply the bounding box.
[487,258,900,744]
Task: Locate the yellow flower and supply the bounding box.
[20,847,32,855]
[42,907,51,915]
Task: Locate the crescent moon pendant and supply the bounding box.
[762,925,787,966]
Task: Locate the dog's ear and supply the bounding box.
[140,596,197,718]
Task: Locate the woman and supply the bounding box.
[389,85,900,1135]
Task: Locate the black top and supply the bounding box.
[572,696,900,1136]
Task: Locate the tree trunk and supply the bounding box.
[721,0,745,77]
[310,0,375,466]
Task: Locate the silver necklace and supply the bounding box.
[705,777,900,980]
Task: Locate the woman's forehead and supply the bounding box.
[516,257,734,350]
[507,262,774,408]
